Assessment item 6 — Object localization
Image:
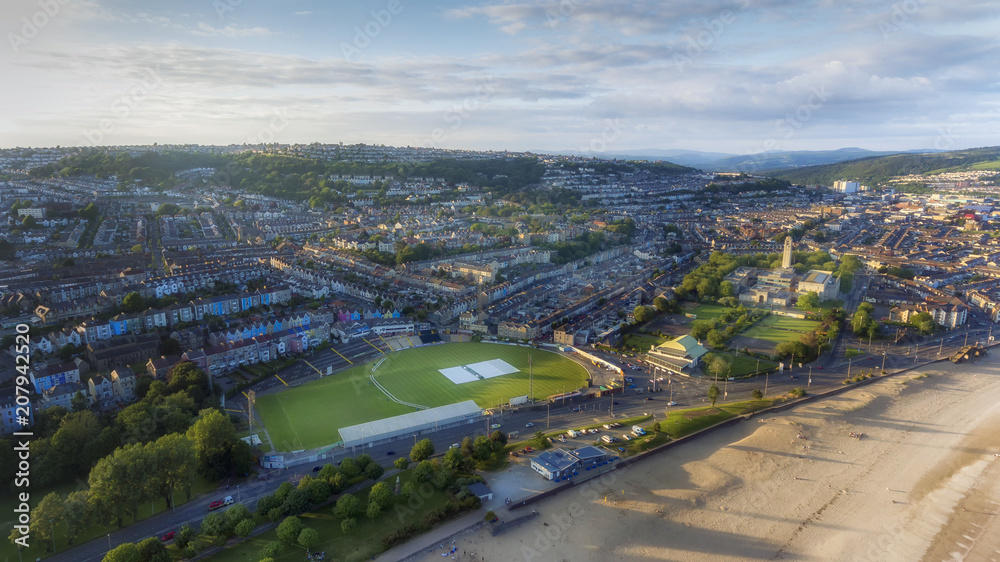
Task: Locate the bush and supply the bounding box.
[484,510,496,522]
[382,523,418,549]
[340,517,356,533]
[789,388,806,398]
[752,389,763,400]
[259,540,281,560]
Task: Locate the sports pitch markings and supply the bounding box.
[438,358,519,384]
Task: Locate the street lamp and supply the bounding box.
[881,352,887,373]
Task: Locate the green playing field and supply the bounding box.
[255,343,589,451]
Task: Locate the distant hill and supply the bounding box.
[705,148,913,172]
[768,146,1000,186]
[536,148,732,168]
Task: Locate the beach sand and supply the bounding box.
[417,359,1000,562]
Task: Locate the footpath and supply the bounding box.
[376,511,484,562]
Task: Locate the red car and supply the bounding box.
[208,500,225,510]
[161,531,176,542]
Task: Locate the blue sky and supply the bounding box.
[2,0,998,154]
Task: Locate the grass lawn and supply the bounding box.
[757,315,822,332]
[688,304,731,321]
[205,470,459,562]
[624,333,667,351]
[660,399,775,440]
[844,348,864,358]
[702,351,777,377]
[740,325,806,344]
[256,343,589,451]
[0,477,216,562]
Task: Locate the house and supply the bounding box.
[146,356,180,379]
[29,362,81,394]
[86,333,161,371]
[531,449,581,481]
[467,483,493,502]
[41,382,87,411]
[88,375,114,407]
[111,367,137,402]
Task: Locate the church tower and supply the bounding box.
[781,235,793,269]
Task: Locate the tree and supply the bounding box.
[708,356,730,381]
[340,518,356,533]
[414,460,436,483]
[338,458,359,479]
[752,388,764,400]
[147,433,197,507]
[258,541,281,560]
[532,430,548,449]
[33,492,65,551]
[89,443,150,527]
[276,516,304,544]
[63,490,91,544]
[281,489,310,515]
[175,524,195,549]
[707,384,720,408]
[409,438,434,462]
[199,512,229,537]
[298,527,319,553]
[122,292,146,313]
[460,436,474,457]
[633,305,655,323]
[443,446,465,470]
[130,244,144,254]
[102,543,141,562]
[136,536,170,562]
[393,457,410,470]
[366,500,382,522]
[706,329,727,348]
[369,481,393,507]
[796,291,820,311]
[225,518,250,541]
[364,461,385,481]
[225,503,251,528]
[653,296,669,312]
[186,408,239,479]
[334,493,359,519]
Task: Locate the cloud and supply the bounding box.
[293,11,313,16]
[191,22,275,37]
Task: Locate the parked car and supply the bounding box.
[385,450,395,456]
[524,446,534,453]
[450,443,460,449]
[311,466,321,472]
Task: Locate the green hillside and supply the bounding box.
[770,146,1000,186]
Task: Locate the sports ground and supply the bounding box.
[255,343,589,451]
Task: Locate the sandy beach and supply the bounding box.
[416,359,1000,562]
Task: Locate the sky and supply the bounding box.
[1,0,998,155]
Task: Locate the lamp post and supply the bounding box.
[881,352,887,373]
[847,358,852,380]
[808,366,812,387]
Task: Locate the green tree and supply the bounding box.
[298,527,320,553]
[796,291,820,311]
[147,433,197,507]
[136,536,170,562]
[186,408,239,479]
[102,543,141,562]
[233,519,254,540]
[393,457,410,470]
[334,493,359,519]
[366,500,382,522]
[707,384,720,408]
[276,516,304,545]
[369,481,393,507]
[633,305,655,323]
[409,438,434,462]
[89,443,150,527]
[443,446,465,470]
[122,291,146,313]
[199,512,229,537]
[130,244,144,254]
[259,541,281,560]
[32,492,65,551]
[414,460,436,483]
[653,296,669,312]
[340,517,356,533]
[364,461,385,481]
[63,490,91,544]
